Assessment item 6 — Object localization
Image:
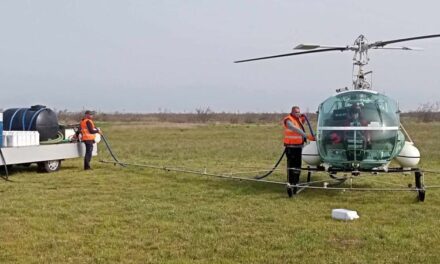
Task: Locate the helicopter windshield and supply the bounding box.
[317,91,404,169]
[318,91,400,127]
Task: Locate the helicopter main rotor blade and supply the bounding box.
[294,44,351,50]
[294,44,321,50]
[372,46,423,51]
[234,47,347,63]
[371,34,440,48]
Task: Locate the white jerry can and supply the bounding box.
[332,209,359,220]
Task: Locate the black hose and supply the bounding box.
[98,133,287,179]
[253,115,314,181]
[254,148,286,179]
[100,134,126,167]
[303,114,315,138]
[0,148,10,181]
[328,173,347,186]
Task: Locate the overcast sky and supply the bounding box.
[0,1,439,113]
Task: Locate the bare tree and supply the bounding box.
[195,107,213,123]
[416,101,440,122]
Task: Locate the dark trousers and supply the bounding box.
[285,147,302,185]
[84,141,94,170]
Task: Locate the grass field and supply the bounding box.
[1,121,440,263]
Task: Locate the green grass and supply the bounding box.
[1,121,440,263]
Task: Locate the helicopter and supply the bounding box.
[235,34,440,201]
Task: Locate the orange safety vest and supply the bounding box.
[283,114,305,145]
[80,118,96,141]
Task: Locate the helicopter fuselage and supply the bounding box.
[316,90,405,170]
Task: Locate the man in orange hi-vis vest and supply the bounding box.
[283,106,315,196]
[80,110,101,170]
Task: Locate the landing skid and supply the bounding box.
[286,166,426,202]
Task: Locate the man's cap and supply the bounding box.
[85,110,96,115]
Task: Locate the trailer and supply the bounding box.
[0,142,97,173]
[0,106,102,175]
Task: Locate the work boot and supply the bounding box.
[287,173,300,196]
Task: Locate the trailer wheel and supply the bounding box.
[38,160,61,173]
[0,165,12,173]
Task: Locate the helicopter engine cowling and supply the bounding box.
[302,141,321,166]
[395,141,420,168]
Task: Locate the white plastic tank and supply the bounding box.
[64,128,76,141]
[11,131,18,147]
[302,141,321,166]
[2,131,10,147]
[2,131,40,147]
[25,131,31,146]
[395,141,420,168]
[34,131,40,145]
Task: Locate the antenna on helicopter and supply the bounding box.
[235,34,440,90]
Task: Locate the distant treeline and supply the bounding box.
[57,110,294,124]
[57,108,440,124]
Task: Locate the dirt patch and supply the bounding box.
[328,237,364,249]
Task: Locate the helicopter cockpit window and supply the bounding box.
[317,91,403,169]
[318,91,400,127]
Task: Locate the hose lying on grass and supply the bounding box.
[100,134,126,167]
[253,149,286,180]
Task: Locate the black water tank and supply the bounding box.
[3,105,59,141]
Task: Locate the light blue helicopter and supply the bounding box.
[235,34,440,201]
